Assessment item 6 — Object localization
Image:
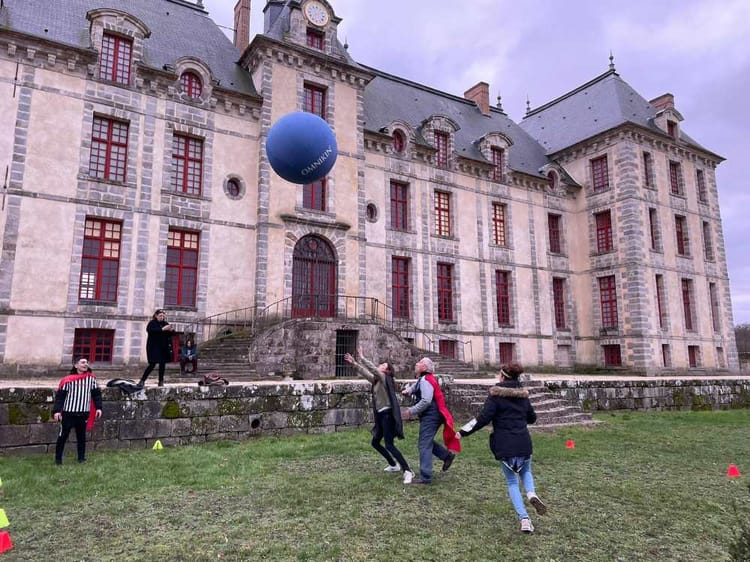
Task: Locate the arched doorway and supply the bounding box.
[292,235,337,317]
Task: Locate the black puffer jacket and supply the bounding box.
[459,379,536,459]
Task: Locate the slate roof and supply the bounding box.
[362,67,549,179]
[0,0,257,97]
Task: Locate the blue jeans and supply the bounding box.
[417,407,450,482]
[500,456,536,520]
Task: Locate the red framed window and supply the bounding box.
[553,277,566,330]
[439,340,457,359]
[702,221,714,261]
[435,131,449,169]
[655,274,666,329]
[496,270,512,326]
[599,275,618,328]
[390,181,408,231]
[166,230,199,307]
[79,218,121,302]
[73,328,115,363]
[709,282,720,333]
[99,33,132,85]
[172,134,203,195]
[548,213,562,253]
[89,116,128,182]
[392,130,406,153]
[669,161,682,195]
[648,208,659,251]
[688,345,700,368]
[696,169,707,203]
[667,120,677,138]
[304,83,327,119]
[591,155,609,192]
[306,28,324,49]
[643,151,654,187]
[595,210,613,253]
[435,191,451,237]
[682,278,695,331]
[392,257,410,319]
[662,344,671,367]
[180,71,203,99]
[303,178,326,211]
[499,342,515,364]
[491,147,505,182]
[675,215,689,256]
[492,203,507,246]
[437,262,454,322]
[603,344,622,367]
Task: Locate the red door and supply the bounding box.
[292,235,336,317]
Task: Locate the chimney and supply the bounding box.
[233,0,251,52]
[650,93,675,112]
[464,82,490,116]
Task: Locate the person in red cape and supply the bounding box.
[401,356,461,484]
[53,357,102,465]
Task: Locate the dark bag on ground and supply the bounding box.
[106,378,142,395]
[198,373,229,386]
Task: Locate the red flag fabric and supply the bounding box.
[425,374,462,453]
[57,373,98,431]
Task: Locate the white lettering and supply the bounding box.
[300,146,333,176]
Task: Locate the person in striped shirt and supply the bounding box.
[53,357,103,465]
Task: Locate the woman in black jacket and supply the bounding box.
[138,309,174,387]
[456,362,547,533]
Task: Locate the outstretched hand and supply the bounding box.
[357,346,364,359]
[344,353,354,364]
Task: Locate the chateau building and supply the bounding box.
[0,0,738,374]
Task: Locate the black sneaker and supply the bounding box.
[442,452,456,472]
[409,478,431,485]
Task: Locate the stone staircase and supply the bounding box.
[182,331,259,380]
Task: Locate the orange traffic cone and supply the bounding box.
[0,530,12,554]
[727,464,741,478]
[565,439,575,449]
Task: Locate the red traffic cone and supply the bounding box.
[0,530,13,554]
[727,464,741,478]
[565,439,575,449]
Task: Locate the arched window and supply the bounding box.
[292,235,337,317]
[392,130,406,153]
[180,71,203,99]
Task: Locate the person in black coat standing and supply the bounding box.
[138,309,174,387]
[456,362,547,533]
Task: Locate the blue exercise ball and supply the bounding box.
[266,112,338,184]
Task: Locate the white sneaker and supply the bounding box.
[403,470,414,484]
[520,518,534,533]
[527,494,547,515]
[384,464,401,473]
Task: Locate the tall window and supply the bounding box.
[688,345,700,368]
[304,83,326,119]
[655,274,667,329]
[303,179,326,211]
[548,214,562,253]
[435,191,451,237]
[99,33,132,85]
[716,347,725,368]
[435,131,449,169]
[89,117,128,182]
[603,344,622,367]
[79,218,121,302]
[702,221,714,261]
[492,203,507,246]
[648,208,660,251]
[392,130,406,153]
[662,344,672,367]
[172,134,203,195]
[73,328,115,363]
[166,230,199,307]
[180,71,203,99]
[599,275,618,329]
[437,262,454,322]
[675,215,689,256]
[390,181,408,231]
[591,155,609,192]
[306,28,324,49]
[499,342,515,364]
[595,210,613,253]
[392,257,410,319]
[643,151,654,188]
[491,147,505,182]
[667,120,677,138]
[553,277,566,330]
[439,340,457,359]
[696,169,707,203]
[496,270,512,326]
[682,278,695,331]
[669,161,683,195]
[709,282,721,333]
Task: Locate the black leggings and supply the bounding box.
[140,362,166,385]
[371,409,411,472]
[55,413,88,463]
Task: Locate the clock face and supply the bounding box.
[304,1,329,27]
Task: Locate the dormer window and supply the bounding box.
[491,147,505,182]
[99,33,132,85]
[667,120,677,138]
[547,170,558,190]
[392,130,406,153]
[435,131,450,169]
[180,71,203,99]
[306,28,324,50]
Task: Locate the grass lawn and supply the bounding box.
[1,410,749,561]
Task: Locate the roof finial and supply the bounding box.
[609,50,616,71]
[525,95,531,116]
[344,36,349,50]
[496,91,504,113]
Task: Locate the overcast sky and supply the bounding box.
[203,0,750,325]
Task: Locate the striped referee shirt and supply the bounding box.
[53,376,103,414]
